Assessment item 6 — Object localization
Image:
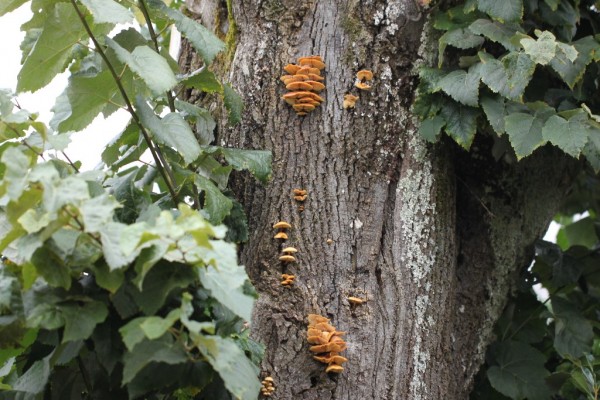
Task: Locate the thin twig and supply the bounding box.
[69,0,180,204]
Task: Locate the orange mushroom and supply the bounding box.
[279,255,296,262]
[356,69,374,81]
[343,94,359,109]
[293,103,316,113]
[298,57,326,70]
[273,221,292,229]
[355,81,371,90]
[305,81,326,92]
[325,364,344,373]
[283,64,301,74]
[286,81,314,91]
[293,189,307,196]
[273,232,288,240]
[308,73,325,81]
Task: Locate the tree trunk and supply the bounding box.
[181,1,580,398]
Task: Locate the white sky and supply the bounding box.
[0,4,129,170]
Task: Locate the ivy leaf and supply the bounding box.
[435,69,480,107]
[486,341,551,400]
[135,98,201,165]
[419,115,446,142]
[520,30,558,65]
[552,297,594,358]
[151,0,225,65]
[106,39,177,94]
[51,70,118,133]
[80,0,133,24]
[194,175,233,224]
[504,103,554,159]
[479,52,535,101]
[468,19,520,51]
[223,84,243,125]
[477,0,523,23]
[17,3,87,93]
[438,28,485,66]
[60,301,108,342]
[440,101,480,149]
[194,335,261,400]
[542,112,591,158]
[480,95,508,134]
[179,68,223,94]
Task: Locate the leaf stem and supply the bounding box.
[69,0,179,204]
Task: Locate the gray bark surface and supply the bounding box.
[182,1,579,398]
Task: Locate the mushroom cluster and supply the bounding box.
[279,246,297,263]
[307,314,348,374]
[273,221,291,240]
[281,273,296,286]
[293,188,307,211]
[260,376,275,397]
[281,56,326,116]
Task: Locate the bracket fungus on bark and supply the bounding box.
[281,274,295,286]
[307,314,348,374]
[343,94,359,109]
[348,296,366,305]
[273,221,291,240]
[281,56,326,116]
[260,376,275,397]
[355,69,374,90]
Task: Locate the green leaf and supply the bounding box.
[194,335,261,400]
[439,28,485,66]
[12,353,51,394]
[106,39,177,94]
[194,175,233,224]
[0,0,29,17]
[100,222,137,270]
[80,0,133,24]
[520,30,558,65]
[61,301,108,342]
[504,103,554,159]
[479,52,535,101]
[552,297,594,357]
[179,68,223,93]
[205,147,272,184]
[477,0,523,23]
[550,37,595,89]
[89,261,123,293]
[152,1,225,65]
[51,70,118,133]
[419,115,446,142]
[122,336,188,384]
[223,84,243,125]
[120,308,180,351]
[468,19,520,51]
[198,240,254,321]
[175,100,216,145]
[542,112,590,158]
[31,247,71,290]
[440,101,480,149]
[135,98,201,165]
[435,69,480,107]
[79,194,121,233]
[480,95,507,134]
[2,147,32,200]
[17,3,87,93]
[486,341,551,400]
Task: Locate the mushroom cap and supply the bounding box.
[307,335,328,345]
[282,247,299,253]
[286,81,314,91]
[273,232,289,240]
[313,322,336,332]
[297,98,321,106]
[298,57,326,70]
[357,69,374,81]
[283,64,301,74]
[279,255,296,262]
[309,342,346,353]
[293,189,307,196]
[294,194,308,201]
[273,221,292,229]
[281,74,309,84]
[282,91,319,102]
[296,111,308,116]
[325,364,345,373]
[262,377,274,383]
[313,354,348,364]
[355,82,372,90]
[305,81,326,92]
[348,296,365,304]
[281,274,295,279]
[293,103,316,112]
[296,67,312,75]
[308,73,325,81]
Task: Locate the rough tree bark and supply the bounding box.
[180,1,579,398]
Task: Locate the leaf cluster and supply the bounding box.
[417,0,600,169]
[0,0,271,398]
